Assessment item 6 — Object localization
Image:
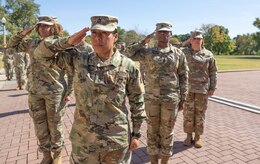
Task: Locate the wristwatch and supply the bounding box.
[131,132,141,138]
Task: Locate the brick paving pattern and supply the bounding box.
[0,70,260,164]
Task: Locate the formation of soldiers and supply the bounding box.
[2,45,30,89]
[4,14,217,164]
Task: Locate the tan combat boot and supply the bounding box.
[20,85,25,90]
[40,151,52,164]
[150,155,158,164]
[183,133,193,146]
[52,151,62,164]
[161,156,170,164]
[194,133,203,148]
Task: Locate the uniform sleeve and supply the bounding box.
[209,55,218,91]
[66,72,74,96]
[127,40,147,57]
[126,63,146,134]
[43,36,72,53]
[24,53,30,69]
[8,33,33,53]
[55,49,78,97]
[55,48,77,73]
[177,51,189,101]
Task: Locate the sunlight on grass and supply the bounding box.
[215,56,260,71]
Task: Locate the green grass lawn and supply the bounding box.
[215,55,260,71]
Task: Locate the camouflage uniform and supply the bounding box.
[182,47,217,135]
[75,41,94,52]
[13,51,29,89]
[55,47,146,163]
[2,48,14,80]
[8,31,72,153]
[130,40,188,156]
[58,69,74,99]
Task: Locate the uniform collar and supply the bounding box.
[89,49,122,67]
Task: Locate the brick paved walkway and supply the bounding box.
[0,70,260,164]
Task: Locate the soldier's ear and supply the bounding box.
[114,33,119,42]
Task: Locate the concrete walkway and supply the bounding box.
[0,70,260,164]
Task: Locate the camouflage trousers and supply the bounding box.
[28,92,67,152]
[4,60,13,80]
[70,146,132,164]
[145,100,179,156]
[183,92,208,135]
[14,66,27,87]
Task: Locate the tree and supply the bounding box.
[252,18,260,54]
[253,17,260,29]
[4,0,40,32]
[0,0,40,45]
[234,34,257,55]
[116,26,126,44]
[204,25,234,55]
[124,30,143,46]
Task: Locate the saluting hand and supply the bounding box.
[68,27,90,46]
[129,137,140,151]
[21,26,35,36]
[144,32,155,44]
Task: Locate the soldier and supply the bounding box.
[116,41,126,54]
[8,16,84,164]
[2,46,14,80]
[13,51,29,90]
[54,15,146,164]
[181,30,217,148]
[129,22,189,164]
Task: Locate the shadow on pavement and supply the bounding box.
[8,93,28,97]
[68,103,76,107]
[131,141,191,163]
[0,88,17,92]
[0,109,29,118]
[173,141,192,154]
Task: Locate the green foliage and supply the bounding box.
[116,26,126,44]
[173,33,190,42]
[252,18,260,54]
[253,17,260,30]
[85,35,91,43]
[204,25,234,55]
[4,0,40,32]
[124,30,143,46]
[0,0,39,46]
[233,34,258,55]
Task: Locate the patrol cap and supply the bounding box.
[155,21,172,32]
[37,16,57,25]
[191,30,203,39]
[91,15,118,32]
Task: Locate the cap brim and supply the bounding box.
[91,24,116,32]
[156,28,172,32]
[194,36,203,39]
[37,21,54,25]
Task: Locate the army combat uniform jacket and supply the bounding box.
[8,33,71,95]
[181,47,217,94]
[56,49,146,153]
[131,44,189,102]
